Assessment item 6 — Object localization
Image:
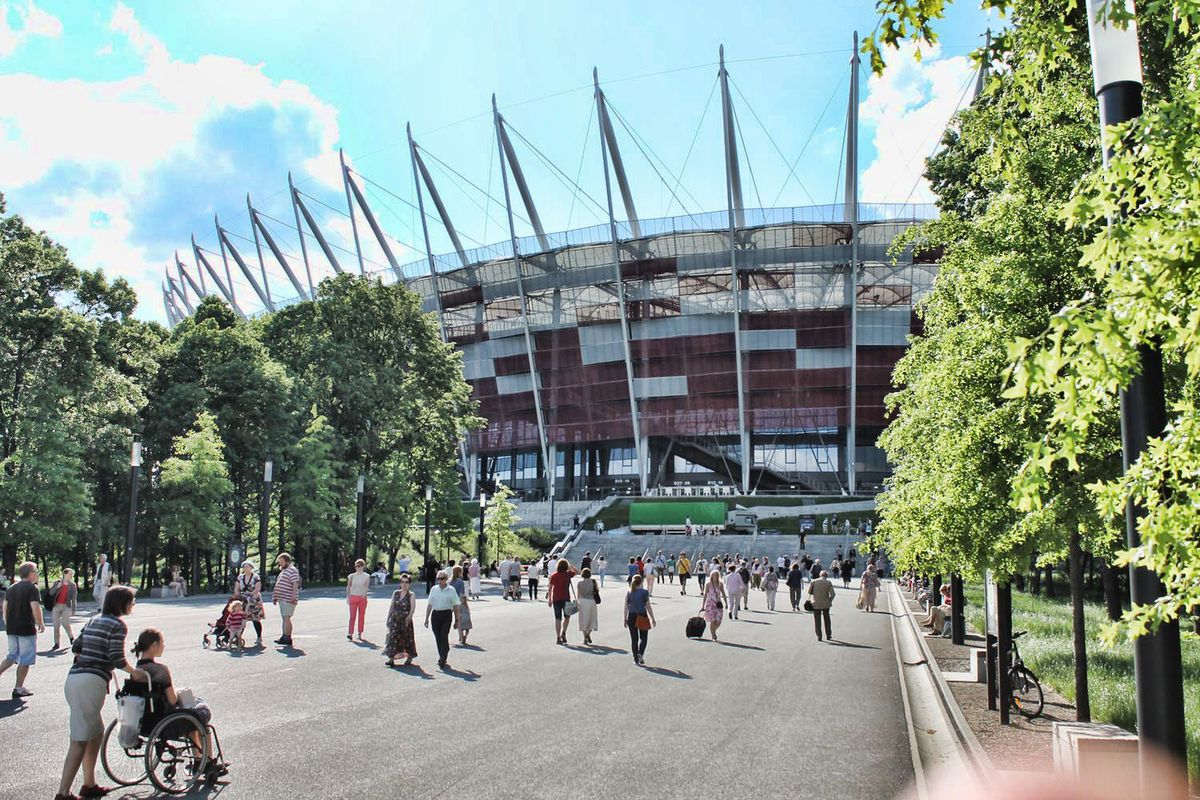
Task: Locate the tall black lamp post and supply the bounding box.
[1085,0,1186,772]
[477,492,487,566]
[123,436,142,585]
[354,473,366,563]
[259,459,273,577]
[423,484,433,593]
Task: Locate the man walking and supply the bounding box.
[497,555,512,600]
[808,570,835,641]
[677,552,691,595]
[0,562,44,698]
[786,562,805,611]
[92,554,112,608]
[272,553,301,646]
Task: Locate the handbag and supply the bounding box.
[115,674,152,748]
[592,580,602,605]
[563,600,579,617]
[803,599,814,612]
[635,614,652,631]
[855,593,865,610]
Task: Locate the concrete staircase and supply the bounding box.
[561,532,863,575]
[510,499,601,531]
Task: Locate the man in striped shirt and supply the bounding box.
[272,553,301,646]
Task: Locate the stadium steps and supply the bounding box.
[668,436,795,490]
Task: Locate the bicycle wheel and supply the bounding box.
[100,719,147,786]
[145,712,210,794]
[1009,666,1044,719]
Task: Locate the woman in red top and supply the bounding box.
[546,558,578,645]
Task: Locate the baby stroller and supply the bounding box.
[201,599,244,651]
[101,675,229,793]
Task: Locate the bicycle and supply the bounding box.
[1008,630,1044,719]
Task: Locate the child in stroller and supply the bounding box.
[202,598,246,650]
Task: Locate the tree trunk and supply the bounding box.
[1100,559,1123,622]
[1030,562,1042,596]
[278,493,286,556]
[1069,529,1091,721]
[1013,571,1026,592]
[1045,562,1057,597]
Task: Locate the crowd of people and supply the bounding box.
[1,540,891,798]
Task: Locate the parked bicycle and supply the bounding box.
[1008,630,1044,718]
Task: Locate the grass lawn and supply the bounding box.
[964,586,1200,778]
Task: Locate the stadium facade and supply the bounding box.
[163,40,947,500]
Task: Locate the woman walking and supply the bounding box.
[841,556,855,589]
[644,558,656,596]
[234,561,266,645]
[860,564,882,613]
[696,558,708,593]
[724,563,744,620]
[383,574,417,667]
[575,568,600,645]
[623,574,656,665]
[527,558,541,601]
[468,559,482,600]
[701,570,727,641]
[57,586,146,800]
[451,566,473,645]
[346,559,370,641]
[596,554,608,587]
[547,558,578,645]
[424,570,461,669]
[762,566,780,612]
[49,568,78,649]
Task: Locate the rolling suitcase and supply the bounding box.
[686,616,706,639]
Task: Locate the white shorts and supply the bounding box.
[277,601,296,619]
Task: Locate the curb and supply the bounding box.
[887,580,991,797]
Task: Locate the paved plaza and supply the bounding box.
[2,578,913,799]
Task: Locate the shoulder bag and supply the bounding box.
[591,579,602,604]
[635,613,652,631]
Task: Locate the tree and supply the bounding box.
[157,412,233,585]
[283,414,345,580]
[483,482,520,565]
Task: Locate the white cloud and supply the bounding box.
[0,4,346,321]
[0,0,62,57]
[859,42,977,205]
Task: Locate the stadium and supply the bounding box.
[162,43,953,501]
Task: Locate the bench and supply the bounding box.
[149,587,181,599]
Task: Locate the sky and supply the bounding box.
[0,0,992,322]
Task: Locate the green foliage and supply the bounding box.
[876,11,1121,578]
[483,482,521,560]
[870,0,1200,645]
[157,411,232,551]
[284,414,346,555]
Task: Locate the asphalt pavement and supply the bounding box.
[1,576,914,799]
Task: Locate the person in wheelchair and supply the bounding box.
[128,628,228,781]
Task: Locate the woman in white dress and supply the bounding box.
[575,568,600,646]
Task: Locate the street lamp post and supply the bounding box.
[354,474,366,563]
[1085,0,1186,771]
[259,459,273,577]
[123,436,142,585]
[423,484,433,593]
[477,493,487,566]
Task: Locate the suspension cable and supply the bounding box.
[770,73,844,208]
[566,102,595,229]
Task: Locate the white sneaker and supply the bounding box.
[12,686,32,699]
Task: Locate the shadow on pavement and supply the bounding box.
[0,699,28,720]
[228,646,266,659]
[455,643,485,651]
[738,619,770,625]
[710,640,765,651]
[276,646,306,658]
[439,665,480,682]
[565,644,628,656]
[392,663,435,680]
[352,640,380,650]
[826,639,879,650]
[640,665,692,679]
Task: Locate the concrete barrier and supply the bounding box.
[1052,721,1138,782]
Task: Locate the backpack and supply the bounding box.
[42,582,58,611]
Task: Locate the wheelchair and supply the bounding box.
[100,682,228,794]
